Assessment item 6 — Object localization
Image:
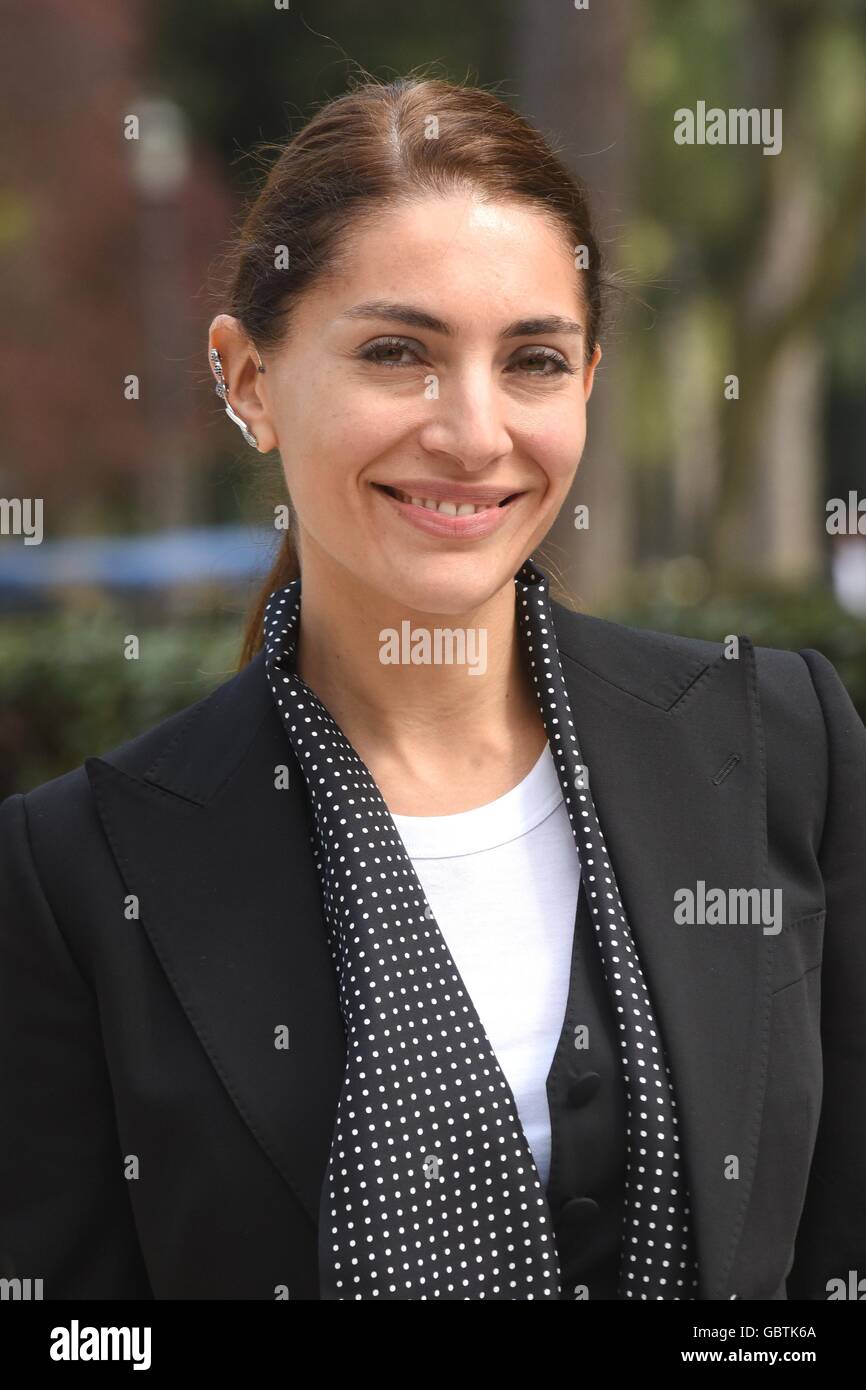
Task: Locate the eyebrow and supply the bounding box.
[338,300,584,340]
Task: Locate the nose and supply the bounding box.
[417,367,514,473]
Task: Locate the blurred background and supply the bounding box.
[1,0,865,797]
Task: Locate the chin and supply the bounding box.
[373,552,521,616]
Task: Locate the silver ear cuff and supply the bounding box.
[210,347,263,449]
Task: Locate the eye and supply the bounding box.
[508,346,576,377]
[356,336,425,367]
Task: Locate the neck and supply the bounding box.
[291,544,548,810]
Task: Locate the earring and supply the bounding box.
[209,347,259,449]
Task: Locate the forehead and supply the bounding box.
[306,193,583,328]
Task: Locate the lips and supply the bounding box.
[372,483,522,515]
[371,480,524,539]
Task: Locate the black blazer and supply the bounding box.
[1,600,864,1300]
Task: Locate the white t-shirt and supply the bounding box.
[390,743,581,1188]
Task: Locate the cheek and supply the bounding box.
[531,412,587,492]
[297,407,421,516]
[278,393,355,486]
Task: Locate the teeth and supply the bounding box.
[392,488,491,515]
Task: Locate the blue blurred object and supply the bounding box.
[0,524,278,608]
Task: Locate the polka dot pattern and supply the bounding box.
[262,556,699,1301]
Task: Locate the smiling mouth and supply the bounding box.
[373,484,521,515]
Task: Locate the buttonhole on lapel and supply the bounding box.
[712,753,741,786]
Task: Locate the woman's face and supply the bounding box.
[219,192,601,615]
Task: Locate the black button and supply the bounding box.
[556,1198,605,1283]
[567,1071,601,1107]
[557,1196,601,1238]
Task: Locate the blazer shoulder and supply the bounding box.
[551,602,722,709]
[751,642,845,760]
[93,659,261,783]
[9,653,269,826]
[0,655,272,947]
[12,691,210,820]
[0,688,218,873]
[551,598,842,743]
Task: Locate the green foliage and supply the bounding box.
[0,613,242,798]
[152,0,510,192]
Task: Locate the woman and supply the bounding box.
[1,76,863,1303]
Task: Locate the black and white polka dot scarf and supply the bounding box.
[263,556,699,1300]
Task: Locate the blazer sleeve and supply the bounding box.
[786,649,866,1299]
[0,790,152,1299]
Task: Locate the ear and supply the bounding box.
[583,343,602,402]
[207,314,277,452]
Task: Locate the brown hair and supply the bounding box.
[217,72,610,667]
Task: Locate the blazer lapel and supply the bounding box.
[86,652,345,1229]
[553,606,773,1299]
[86,607,773,1301]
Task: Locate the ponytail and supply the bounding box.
[238,529,299,667]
